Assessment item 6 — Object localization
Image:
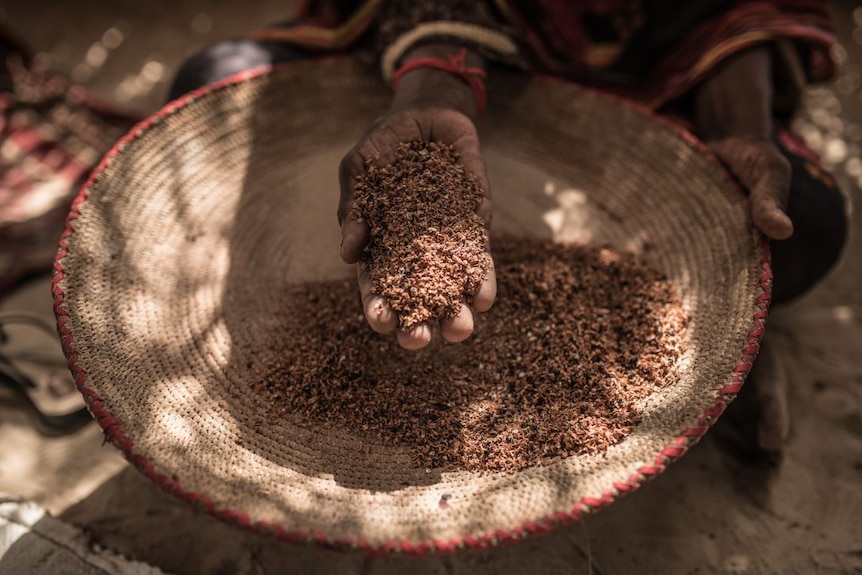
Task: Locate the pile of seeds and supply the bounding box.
[351,140,489,329]
[245,236,689,473]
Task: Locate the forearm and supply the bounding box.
[694,47,774,141]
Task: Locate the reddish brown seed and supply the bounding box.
[351,140,489,330]
[243,236,689,474]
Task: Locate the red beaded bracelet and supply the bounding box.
[391,48,488,118]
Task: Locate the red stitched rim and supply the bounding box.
[51,58,772,556]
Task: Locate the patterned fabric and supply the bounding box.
[0,27,137,299]
[252,0,525,79]
[497,1,835,107]
[255,0,835,109]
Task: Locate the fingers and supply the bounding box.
[709,137,794,241]
[397,324,433,350]
[407,302,481,348]
[360,267,435,350]
[341,219,370,264]
[473,254,497,313]
[749,166,794,241]
[359,264,454,350]
[441,304,474,343]
[743,140,793,240]
[359,261,491,348]
[338,151,371,263]
[476,197,493,229]
[358,266,396,334]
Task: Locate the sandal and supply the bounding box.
[0,313,91,434]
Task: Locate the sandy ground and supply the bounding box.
[1,2,861,574]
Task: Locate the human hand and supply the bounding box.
[696,46,794,241]
[706,136,793,241]
[338,47,496,350]
[695,46,796,453]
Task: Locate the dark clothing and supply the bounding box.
[168,30,847,307]
[254,0,835,110]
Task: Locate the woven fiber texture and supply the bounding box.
[52,58,769,554]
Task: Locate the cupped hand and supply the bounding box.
[337,106,496,350]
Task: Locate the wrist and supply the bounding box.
[389,44,486,120]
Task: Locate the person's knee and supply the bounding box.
[800,183,848,273]
[168,40,276,101]
[771,181,848,304]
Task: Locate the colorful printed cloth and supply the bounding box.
[0,25,137,299]
[254,0,835,110]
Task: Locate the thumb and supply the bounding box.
[338,150,371,263]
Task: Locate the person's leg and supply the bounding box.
[168,39,307,101]
[727,132,848,458]
[769,139,848,305]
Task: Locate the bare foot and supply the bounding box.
[748,338,790,452]
[712,333,789,464]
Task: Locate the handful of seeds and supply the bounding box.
[351,140,490,330]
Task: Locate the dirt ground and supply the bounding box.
[1,2,861,574]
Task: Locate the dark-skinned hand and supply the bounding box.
[696,46,794,453]
[338,45,496,350]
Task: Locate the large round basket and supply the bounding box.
[52,58,769,554]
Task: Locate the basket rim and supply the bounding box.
[51,56,773,556]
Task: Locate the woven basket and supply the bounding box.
[52,58,770,554]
